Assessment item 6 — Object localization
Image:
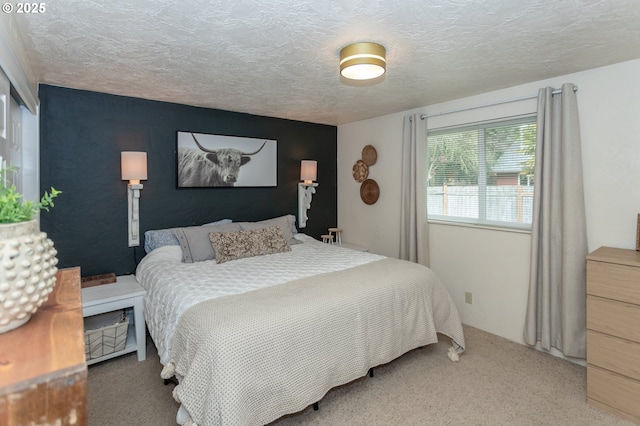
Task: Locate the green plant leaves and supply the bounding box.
[0,167,61,223]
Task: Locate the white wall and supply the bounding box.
[337,58,640,347]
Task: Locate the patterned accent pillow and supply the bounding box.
[144,229,180,254]
[209,226,291,264]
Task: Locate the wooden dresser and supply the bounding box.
[586,246,640,424]
[0,267,88,426]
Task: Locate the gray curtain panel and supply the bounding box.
[523,83,588,358]
[400,114,429,266]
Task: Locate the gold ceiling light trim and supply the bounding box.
[339,42,386,80]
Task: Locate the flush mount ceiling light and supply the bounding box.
[339,42,386,80]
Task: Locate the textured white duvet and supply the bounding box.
[137,234,466,426]
[135,234,386,365]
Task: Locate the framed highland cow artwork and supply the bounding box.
[176,131,277,188]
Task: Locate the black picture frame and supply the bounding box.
[176,131,277,188]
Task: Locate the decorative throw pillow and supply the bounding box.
[173,222,241,263]
[144,229,180,254]
[238,215,300,246]
[209,226,291,264]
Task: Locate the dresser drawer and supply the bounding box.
[587,261,640,304]
[587,330,640,381]
[587,295,640,343]
[587,366,640,423]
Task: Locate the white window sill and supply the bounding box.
[427,219,532,234]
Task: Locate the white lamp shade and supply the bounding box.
[121,151,147,183]
[300,160,317,184]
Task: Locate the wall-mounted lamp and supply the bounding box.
[121,151,147,247]
[340,42,386,80]
[298,160,318,229]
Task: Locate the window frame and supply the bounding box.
[426,114,537,231]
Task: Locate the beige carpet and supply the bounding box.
[87,325,633,425]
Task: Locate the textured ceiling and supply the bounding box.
[14,0,640,125]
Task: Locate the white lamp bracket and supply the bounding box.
[298,182,318,229]
[127,183,143,247]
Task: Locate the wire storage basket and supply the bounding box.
[84,311,129,360]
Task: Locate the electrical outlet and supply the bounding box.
[465,291,473,304]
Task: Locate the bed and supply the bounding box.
[135,216,466,426]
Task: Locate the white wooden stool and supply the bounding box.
[321,234,334,244]
[328,228,342,245]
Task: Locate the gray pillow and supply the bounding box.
[238,215,300,246]
[173,222,241,263]
[203,219,233,226]
[284,214,298,235]
[144,219,232,254]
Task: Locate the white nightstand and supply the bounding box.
[81,275,146,365]
[336,243,368,252]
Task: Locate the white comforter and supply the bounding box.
[136,234,387,365]
[136,235,465,426]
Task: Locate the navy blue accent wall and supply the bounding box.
[39,85,337,276]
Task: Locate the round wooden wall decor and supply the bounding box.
[362,145,377,166]
[360,179,380,205]
[352,160,369,182]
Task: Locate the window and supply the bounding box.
[427,116,536,229]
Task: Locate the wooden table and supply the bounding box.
[0,267,88,426]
